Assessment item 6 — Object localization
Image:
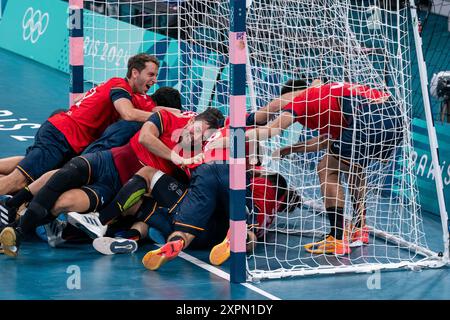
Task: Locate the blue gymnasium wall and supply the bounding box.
[0,0,450,216]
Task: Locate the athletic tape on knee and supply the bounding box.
[32,157,90,211]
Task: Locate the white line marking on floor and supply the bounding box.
[178,251,281,300]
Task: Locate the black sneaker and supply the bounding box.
[0,195,17,226]
[0,227,21,257]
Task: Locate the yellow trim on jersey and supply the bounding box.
[168,189,188,214]
[78,156,92,185]
[174,222,205,232]
[81,186,100,211]
[143,202,158,223]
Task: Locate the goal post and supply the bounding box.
[408,0,449,262]
[74,0,449,282]
[241,0,449,281]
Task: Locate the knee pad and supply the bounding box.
[80,186,101,212]
[62,157,91,184]
[120,174,148,212]
[151,174,187,208]
[32,157,91,210]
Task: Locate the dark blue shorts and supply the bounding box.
[329,96,403,167]
[79,151,122,210]
[82,120,142,155]
[17,121,76,181]
[172,162,230,243]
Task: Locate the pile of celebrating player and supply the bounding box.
[0,53,403,270]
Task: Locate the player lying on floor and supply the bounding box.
[72,80,314,258]
[83,164,300,258]
[61,79,309,252]
[247,80,403,255]
[0,107,224,257]
[0,53,163,196]
[137,160,303,270]
[72,113,299,269]
[0,86,183,227]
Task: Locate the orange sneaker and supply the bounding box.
[209,229,231,266]
[304,235,351,255]
[349,225,369,248]
[142,239,184,270]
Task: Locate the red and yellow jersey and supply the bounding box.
[282,82,390,139]
[49,78,155,153]
[202,126,229,164]
[184,114,255,172]
[132,93,157,111]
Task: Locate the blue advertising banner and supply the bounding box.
[0,0,68,71]
[412,118,450,216]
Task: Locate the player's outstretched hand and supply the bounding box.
[175,153,204,167]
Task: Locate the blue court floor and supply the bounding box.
[0,48,449,300]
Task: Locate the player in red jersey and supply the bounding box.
[138,141,301,270]
[246,81,391,141]
[0,86,182,179]
[249,80,401,255]
[83,104,279,250]
[0,108,224,257]
[0,53,160,195]
[65,108,223,238]
[0,87,183,228]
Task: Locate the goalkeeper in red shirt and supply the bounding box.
[247,81,402,255]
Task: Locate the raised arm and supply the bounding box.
[253,79,321,125]
[253,90,304,125]
[246,111,295,142]
[138,115,201,167]
[114,98,153,122]
[138,121,182,165]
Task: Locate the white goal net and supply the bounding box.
[82,0,448,281]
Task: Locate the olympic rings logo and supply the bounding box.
[22,7,49,44]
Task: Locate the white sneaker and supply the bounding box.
[93,237,138,255]
[44,219,67,248]
[67,211,107,239]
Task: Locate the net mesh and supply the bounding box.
[83,0,445,280]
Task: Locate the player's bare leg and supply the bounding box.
[318,154,347,209]
[136,166,159,192]
[51,189,91,217]
[305,154,350,255]
[347,166,369,246]
[0,156,24,176]
[0,169,29,195]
